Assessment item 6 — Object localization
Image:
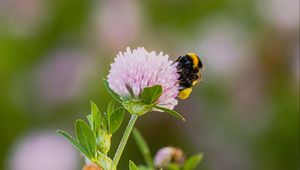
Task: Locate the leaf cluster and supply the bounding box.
[57,101,124,168]
[57,79,193,170]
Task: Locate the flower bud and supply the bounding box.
[154,147,185,168]
[82,163,102,170]
[97,153,116,170]
[97,129,112,154]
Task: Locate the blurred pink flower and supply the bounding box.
[154,147,184,168]
[194,20,254,80]
[8,131,79,170]
[107,47,179,109]
[259,0,299,31]
[94,0,141,50]
[0,0,47,36]
[83,163,102,170]
[34,49,94,107]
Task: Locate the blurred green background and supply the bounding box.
[0,0,299,169]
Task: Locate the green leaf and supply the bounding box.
[132,128,154,168]
[183,153,203,170]
[153,105,185,121]
[87,114,93,128]
[56,130,91,159]
[129,160,139,170]
[75,120,97,159]
[168,163,181,170]
[141,85,162,104]
[107,100,115,117]
[137,165,152,170]
[103,78,122,103]
[102,112,110,133]
[90,101,102,132]
[109,108,125,134]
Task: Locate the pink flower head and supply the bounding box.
[107,47,179,110]
[154,147,185,168]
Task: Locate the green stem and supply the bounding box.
[113,114,138,167]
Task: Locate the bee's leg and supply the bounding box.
[178,88,193,99]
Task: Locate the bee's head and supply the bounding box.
[186,53,203,69]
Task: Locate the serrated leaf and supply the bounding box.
[90,101,102,132]
[56,130,91,159]
[109,108,124,134]
[75,120,97,159]
[153,105,185,121]
[141,85,162,104]
[129,160,139,170]
[107,100,115,117]
[132,128,154,168]
[103,78,122,103]
[183,153,203,170]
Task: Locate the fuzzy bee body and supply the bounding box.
[175,53,203,99]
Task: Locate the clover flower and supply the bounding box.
[107,47,180,110]
[154,147,185,168]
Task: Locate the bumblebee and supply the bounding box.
[175,53,203,99]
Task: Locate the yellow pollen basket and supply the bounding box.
[187,53,199,68]
[178,88,192,99]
